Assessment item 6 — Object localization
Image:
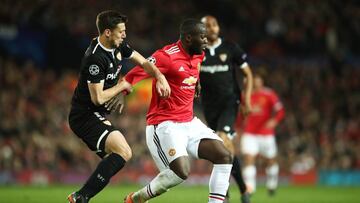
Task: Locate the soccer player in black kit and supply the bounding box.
[67,10,170,203]
[200,16,253,203]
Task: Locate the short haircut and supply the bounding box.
[96,10,128,34]
[180,19,203,39]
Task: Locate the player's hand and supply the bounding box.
[105,93,125,114]
[240,102,252,117]
[195,82,201,98]
[265,118,277,129]
[218,132,235,155]
[155,74,171,98]
[118,79,133,94]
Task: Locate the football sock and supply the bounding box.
[78,153,126,199]
[208,164,232,203]
[243,165,256,193]
[133,169,184,201]
[266,163,279,190]
[231,156,247,194]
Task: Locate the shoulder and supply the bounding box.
[162,42,181,56]
[151,43,176,60]
[262,88,278,97]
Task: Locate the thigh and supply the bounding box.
[259,135,277,159]
[241,133,259,156]
[105,130,131,161]
[202,104,220,131]
[216,101,238,138]
[69,111,116,158]
[187,117,223,159]
[146,122,189,171]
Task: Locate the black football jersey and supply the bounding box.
[71,37,133,113]
[200,38,247,105]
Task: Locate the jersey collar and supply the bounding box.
[97,37,115,53]
[207,38,222,50]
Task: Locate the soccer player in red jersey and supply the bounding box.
[237,73,285,195]
[123,19,233,203]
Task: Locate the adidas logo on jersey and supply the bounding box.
[178,66,185,72]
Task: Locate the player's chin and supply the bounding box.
[115,40,123,47]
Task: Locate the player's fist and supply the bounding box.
[118,79,133,94]
[155,74,171,98]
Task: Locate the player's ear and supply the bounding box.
[104,29,112,38]
[185,34,192,44]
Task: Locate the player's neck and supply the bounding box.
[207,38,220,46]
[98,35,113,50]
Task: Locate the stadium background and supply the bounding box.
[0,0,359,202]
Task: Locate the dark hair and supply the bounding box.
[96,10,128,34]
[180,19,203,39]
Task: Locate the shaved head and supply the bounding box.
[180,19,204,39]
[179,19,207,55]
[201,15,220,44]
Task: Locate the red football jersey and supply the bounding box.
[125,41,204,125]
[241,88,285,135]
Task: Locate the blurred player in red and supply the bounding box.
[236,72,285,196]
[123,19,233,203]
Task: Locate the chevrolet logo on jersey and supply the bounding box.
[182,76,197,86]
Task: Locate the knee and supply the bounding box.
[215,149,233,164]
[120,147,132,161]
[222,150,233,164]
[244,154,255,166]
[112,146,132,161]
[171,166,190,180]
[267,158,277,166]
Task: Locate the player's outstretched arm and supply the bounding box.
[88,79,132,106]
[130,51,171,98]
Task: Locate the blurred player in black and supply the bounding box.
[67,10,170,203]
[200,15,253,203]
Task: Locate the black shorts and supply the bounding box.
[68,109,116,158]
[202,99,239,137]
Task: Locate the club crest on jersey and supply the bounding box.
[89,64,99,75]
[116,52,122,60]
[168,149,176,156]
[219,53,227,62]
[147,56,156,64]
[182,76,197,86]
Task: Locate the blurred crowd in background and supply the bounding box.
[0,0,359,184]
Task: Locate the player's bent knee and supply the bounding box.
[105,131,132,161]
[114,147,132,161]
[222,150,233,164]
[173,168,190,180]
[243,154,255,166]
[216,148,233,164]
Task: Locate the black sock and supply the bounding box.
[231,155,247,194]
[78,153,126,199]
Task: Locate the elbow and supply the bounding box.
[91,95,104,106]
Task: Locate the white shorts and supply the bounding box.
[241,133,277,159]
[146,117,222,171]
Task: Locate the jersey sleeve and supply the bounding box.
[84,55,107,83]
[270,91,285,122]
[125,50,170,85]
[119,41,134,58]
[231,43,248,68]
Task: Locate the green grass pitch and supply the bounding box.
[1,184,359,203]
